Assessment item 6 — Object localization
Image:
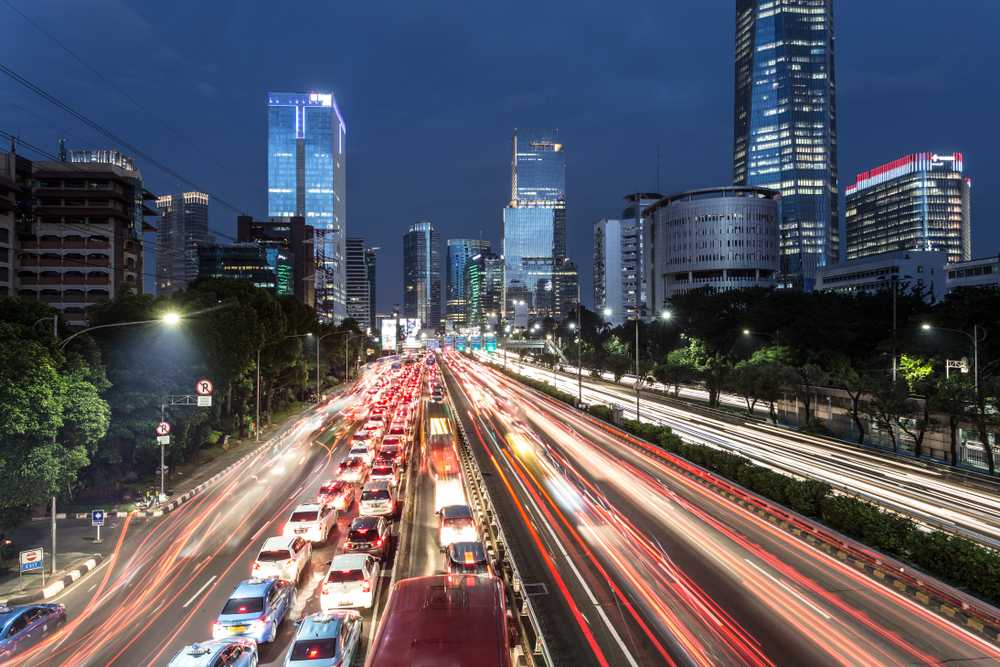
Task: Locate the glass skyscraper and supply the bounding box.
[268,92,347,321]
[446,239,490,326]
[155,192,210,297]
[502,128,576,319]
[846,153,971,264]
[734,0,838,291]
[403,221,441,329]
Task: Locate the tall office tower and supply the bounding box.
[734,0,838,291]
[845,153,971,264]
[345,237,372,329]
[596,193,661,324]
[237,215,315,307]
[464,252,504,329]
[594,218,622,324]
[364,247,377,332]
[155,192,210,297]
[502,128,572,320]
[622,193,659,314]
[268,92,347,322]
[446,239,491,327]
[402,221,441,329]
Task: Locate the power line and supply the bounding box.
[1,0,267,204]
[0,63,249,219]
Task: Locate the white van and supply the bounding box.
[358,481,397,517]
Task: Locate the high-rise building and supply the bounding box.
[198,243,293,296]
[345,237,371,329]
[402,221,440,329]
[446,239,491,326]
[464,252,504,329]
[595,193,661,324]
[502,128,576,320]
[0,148,157,323]
[267,92,347,322]
[364,247,377,332]
[237,215,315,307]
[845,153,971,264]
[155,192,210,297]
[734,0,838,291]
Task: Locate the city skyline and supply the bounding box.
[1,1,995,315]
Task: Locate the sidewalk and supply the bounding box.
[0,393,340,605]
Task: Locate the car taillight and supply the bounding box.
[362,580,371,593]
[336,466,342,474]
[285,559,294,568]
[376,538,383,546]
[345,541,352,548]
[213,622,222,633]
[252,618,266,631]
[252,562,259,570]
[322,583,329,595]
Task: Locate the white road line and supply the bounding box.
[251,523,269,542]
[744,559,831,620]
[183,575,217,608]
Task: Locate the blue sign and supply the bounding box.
[470,335,482,351]
[92,510,105,526]
[21,561,41,572]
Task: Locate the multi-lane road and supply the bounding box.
[444,353,1000,666]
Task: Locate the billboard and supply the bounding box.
[470,335,482,351]
[404,319,421,346]
[381,318,397,351]
[443,336,454,350]
[485,334,496,352]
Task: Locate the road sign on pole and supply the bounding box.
[92,510,104,526]
[156,422,170,436]
[20,549,42,571]
[157,434,170,445]
[197,395,212,407]
[196,379,213,396]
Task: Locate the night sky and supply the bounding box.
[3,0,998,315]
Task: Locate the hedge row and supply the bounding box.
[584,405,1000,603]
[478,352,1000,602]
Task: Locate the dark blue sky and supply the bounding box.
[3,0,997,314]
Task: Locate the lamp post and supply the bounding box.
[573,304,583,407]
[922,324,986,391]
[504,325,511,369]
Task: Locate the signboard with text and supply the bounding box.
[381,319,398,351]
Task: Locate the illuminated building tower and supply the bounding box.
[446,238,490,327]
[734,0,838,291]
[268,92,346,321]
[845,153,970,264]
[402,221,441,329]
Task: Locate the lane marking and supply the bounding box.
[744,559,831,620]
[251,523,269,542]
[183,575,217,608]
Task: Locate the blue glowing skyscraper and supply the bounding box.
[734,0,838,291]
[268,92,347,321]
[502,128,576,320]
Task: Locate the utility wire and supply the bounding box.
[0,63,249,219]
[1,0,267,204]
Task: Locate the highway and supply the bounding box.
[4,361,451,667]
[491,354,1000,549]
[443,352,1000,666]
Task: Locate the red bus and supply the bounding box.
[366,574,516,667]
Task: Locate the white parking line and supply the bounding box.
[183,575,217,608]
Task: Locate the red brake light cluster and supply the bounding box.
[362,580,371,593]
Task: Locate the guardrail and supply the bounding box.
[443,386,551,667]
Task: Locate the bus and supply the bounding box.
[391,360,402,374]
[426,418,465,511]
[366,575,516,667]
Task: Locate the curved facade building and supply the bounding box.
[644,186,781,307]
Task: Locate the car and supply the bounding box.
[284,611,362,667]
[443,541,494,577]
[377,444,405,467]
[359,480,397,517]
[348,443,375,465]
[366,413,385,426]
[387,424,407,439]
[336,457,369,484]
[369,462,400,485]
[320,554,379,610]
[316,479,355,510]
[438,505,478,548]
[213,578,296,644]
[430,388,444,403]
[165,638,258,667]
[0,604,66,661]
[252,536,312,582]
[343,515,391,560]
[361,422,384,439]
[283,503,339,544]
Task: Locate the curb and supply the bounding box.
[1,554,102,606]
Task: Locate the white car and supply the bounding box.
[361,421,384,438]
[348,444,375,465]
[320,554,378,610]
[283,503,339,544]
[253,536,312,582]
[359,481,397,517]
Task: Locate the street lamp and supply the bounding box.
[55,312,182,349]
[922,324,986,391]
[604,307,648,421]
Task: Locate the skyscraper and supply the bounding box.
[237,215,315,307]
[364,246,377,332]
[502,128,576,320]
[595,193,660,324]
[845,153,971,264]
[402,221,441,329]
[268,92,347,321]
[155,192,210,297]
[345,237,372,329]
[734,0,838,291]
[446,239,491,327]
[465,252,504,329]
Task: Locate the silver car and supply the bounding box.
[165,638,258,667]
[284,611,362,667]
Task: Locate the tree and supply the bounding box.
[688,338,730,408]
[653,347,696,397]
[863,376,914,453]
[606,354,632,383]
[794,364,828,423]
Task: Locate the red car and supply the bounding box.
[316,479,356,510]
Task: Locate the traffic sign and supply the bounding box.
[196,379,213,396]
[92,510,105,526]
[156,422,170,436]
[197,395,212,407]
[157,434,170,445]
[20,549,43,572]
